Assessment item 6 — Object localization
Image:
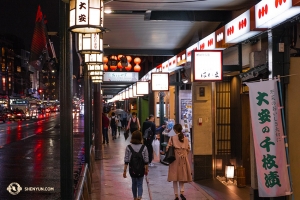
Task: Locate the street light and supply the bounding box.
[69,0,105,33]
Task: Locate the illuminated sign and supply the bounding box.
[255,0,300,28]
[193,50,223,81]
[225,10,261,43]
[186,42,199,62]
[151,73,169,91]
[136,81,149,95]
[199,32,216,50]
[103,72,138,82]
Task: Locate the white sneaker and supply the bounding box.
[149,163,154,167]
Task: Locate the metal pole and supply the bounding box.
[94,83,102,159]
[59,0,73,199]
[84,64,90,168]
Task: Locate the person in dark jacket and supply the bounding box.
[142,114,165,166]
[102,113,110,144]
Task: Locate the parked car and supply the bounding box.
[0,111,7,123]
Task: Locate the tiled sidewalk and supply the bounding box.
[90,132,214,200]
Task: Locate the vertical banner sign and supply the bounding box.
[246,80,291,197]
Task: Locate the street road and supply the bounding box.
[0,112,84,199]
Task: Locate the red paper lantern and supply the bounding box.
[117,55,123,60]
[134,57,141,64]
[110,55,117,60]
[110,65,117,71]
[103,56,108,64]
[125,63,132,71]
[134,64,141,72]
[126,56,132,63]
[104,64,108,71]
[117,62,123,69]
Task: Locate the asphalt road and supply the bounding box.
[0,112,84,200]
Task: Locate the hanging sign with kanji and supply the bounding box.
[246,80,292,197]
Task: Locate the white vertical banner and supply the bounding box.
[246,80,291,197]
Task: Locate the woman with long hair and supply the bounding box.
[166,124,192,200]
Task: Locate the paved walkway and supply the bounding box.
[90,131,215,200]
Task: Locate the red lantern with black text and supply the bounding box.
[125,63,132,71]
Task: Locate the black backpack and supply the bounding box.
[143,127,153,141]
[128,145,145,177]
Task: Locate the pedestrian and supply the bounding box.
[142,114,165,167]
[102,112,109,144]
[166,124,192,200]
[121,110,128,130]
[110,112,118,140]
[126,112,140,134]
[117,114,122,137]
[123,130,149,200]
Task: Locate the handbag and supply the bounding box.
[163,137,176,164]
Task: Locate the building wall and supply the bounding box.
[287,57,300,199]
[192,82,213,180]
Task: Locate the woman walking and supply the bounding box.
[126,112,140,134]
[166,124,192,200]
[123,130,149,200]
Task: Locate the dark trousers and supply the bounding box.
[122,118,127,127]
[111,125,117,137]
[102,127,108,143]
[144,140,153,164]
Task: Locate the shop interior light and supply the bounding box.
[181,69,188,84]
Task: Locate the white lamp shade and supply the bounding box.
[78,33,103,54]
[225,165,235,179]
[69,0,105,33]
[129,86,133,98]
[85,53,103,64]
[125,88,129,99]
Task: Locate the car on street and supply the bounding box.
[10,109,26,121]
[0,111,7,123]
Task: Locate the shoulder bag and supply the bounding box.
[163,137,176,164]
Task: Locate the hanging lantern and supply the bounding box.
[103,56,108,64]
[85,53,103,64]
[117,55,123,60]
[110,64,117,71]
[125,63,132,71]
[69,0,106,33]
[134,64,141,72]
[120,56,128,67]
[104,64,108,71]
[134,57,141,64]
[117,62,123,70]
[126,55,132,63]
[77,32,103,54]
[87,64,103,76]
[91,75,103,83]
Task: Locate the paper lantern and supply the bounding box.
[134,57,141,64]
[134,64,141,72]
[125,63,132,71]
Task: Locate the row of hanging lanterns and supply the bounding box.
[103,55,141,72]
[69,0,106,83]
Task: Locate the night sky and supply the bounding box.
[0,0,59,52]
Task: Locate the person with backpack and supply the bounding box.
[123,130,149,200]
[126,112,140,134]
[110,112,118,140]
[142,114,166,167]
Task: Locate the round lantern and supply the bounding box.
[110,55,117,60]
[134,57,141,64]
[134,64,141,72]
[126,56,132,63]
[104,64,108,71]
[117,62,123,69]
[118,55,123,60]
[125,63,132,71]
[103,56,108,64]
[110,64,117,71]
